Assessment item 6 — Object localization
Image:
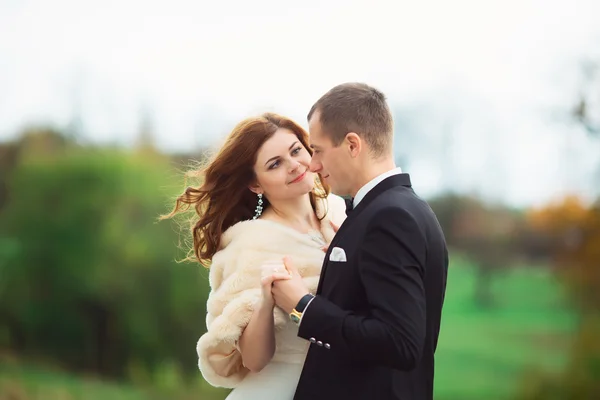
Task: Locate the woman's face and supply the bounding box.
[251,128,315,202]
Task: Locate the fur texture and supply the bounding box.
[196,194,346,388]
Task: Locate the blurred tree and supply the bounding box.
[519,196,600,399]
[572,59,600,136]
[0,142,21,211]
[134,102,158,154]
[428,194,523,307]
[0,130,209,383]
[393,106,423,171]
[518,56,600,397]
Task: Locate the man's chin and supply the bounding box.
[329,186,350,197]
[321,177,349,196]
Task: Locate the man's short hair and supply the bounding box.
[307,82,393,157]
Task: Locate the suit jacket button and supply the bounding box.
[317,341,323,346]
[309,337,316,343]
[324,343,331,349]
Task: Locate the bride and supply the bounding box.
[163,112,346,399]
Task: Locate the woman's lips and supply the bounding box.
[290,171,306,184]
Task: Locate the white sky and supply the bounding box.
[1,0,599,206]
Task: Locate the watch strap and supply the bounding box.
[289,294,314,324]
[294,294,314,313]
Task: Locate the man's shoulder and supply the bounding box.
[367,184,420,212]
[362,186,438,228]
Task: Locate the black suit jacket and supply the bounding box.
[294,173,448,400]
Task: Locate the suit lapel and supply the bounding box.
[316,173,412,294]
[349,173,411,218]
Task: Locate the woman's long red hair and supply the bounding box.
[161,113,329,267]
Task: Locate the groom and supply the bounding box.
[272,82,448,399]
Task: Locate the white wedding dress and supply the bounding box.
[224,230,327,399]
[225,320,309,399]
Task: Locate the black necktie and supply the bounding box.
[345,197,354,215]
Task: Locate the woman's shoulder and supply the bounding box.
[208,217,323,289]
[213,218,302,262]
[206,220,272,290]
[219,219,266,248]
[324,193,347,224]
[326,193,346,210]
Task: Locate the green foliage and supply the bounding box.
[0,146,209,380]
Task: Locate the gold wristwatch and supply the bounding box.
[290,294,315,324]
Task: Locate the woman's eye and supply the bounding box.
[292,147,302,155]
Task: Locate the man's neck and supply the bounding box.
[350,157,397,198]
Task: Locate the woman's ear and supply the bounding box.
[248,182,262,195]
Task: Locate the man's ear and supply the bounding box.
[345,132,362,158]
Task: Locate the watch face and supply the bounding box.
[290,314,300,323]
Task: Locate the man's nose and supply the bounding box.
[309,158,321,173]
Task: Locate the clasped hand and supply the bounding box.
[260,221,340,313]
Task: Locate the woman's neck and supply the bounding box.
[262,194,320,234]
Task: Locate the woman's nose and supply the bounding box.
[289,160,301,172]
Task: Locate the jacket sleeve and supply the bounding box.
[196,248,288,388]
[297,207,427,370]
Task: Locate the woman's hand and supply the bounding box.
[239,262,290,372]
[260,262,291,308]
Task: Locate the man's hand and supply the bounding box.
[271,256,309,314]
[259,263,291,309]
[322,220,341,252]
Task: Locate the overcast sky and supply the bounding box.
[1,0,599,206]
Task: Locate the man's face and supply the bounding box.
[308,112,355,197]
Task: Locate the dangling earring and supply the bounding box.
[253,193,264,220]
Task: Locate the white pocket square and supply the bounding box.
[329,247,347,262]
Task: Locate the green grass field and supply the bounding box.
[433,259,576,399]
[0,259,577,400]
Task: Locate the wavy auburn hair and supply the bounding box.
[161,112,330,267]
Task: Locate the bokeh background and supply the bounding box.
[1,1,600,399]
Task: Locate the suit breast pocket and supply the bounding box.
[325,260,347,270]
[322,259,362,303]
[323,260,348,281]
